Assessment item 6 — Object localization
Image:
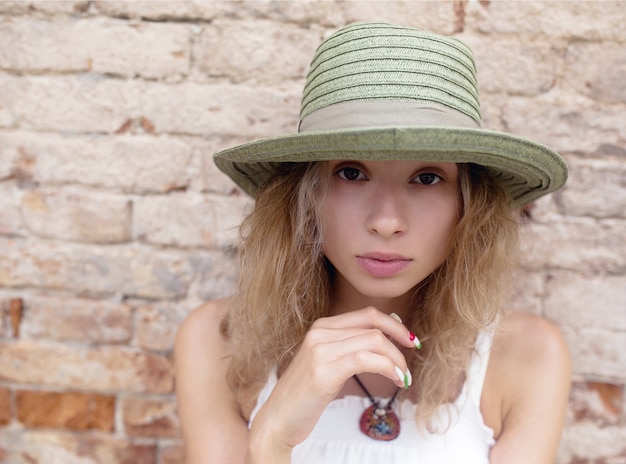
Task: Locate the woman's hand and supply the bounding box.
[246,307,418,462]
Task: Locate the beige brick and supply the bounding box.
[0,1,90,15]
[545,271,626,331]
[134,302,189,352]
[196,19,322,84]
[507,269,545,315]
[562,326,626,380]
[340,1,456,34]
[0,429,156,464]
[16,390,115,431]
[160,443,185,464]
[0,72,136,133]
[202,141,246,194]
[0,72,300,138]
[20,189,131,243]
[21,295,132,344]
[93,0,225,21]
[0,237,192,299]
[0,340,173,393]
[133,192,250,249]
[503,91,626,155]
[557,422,626,464]
[559,158,626,219]
[189,250,239,301]
[520,217,626,272]
[563,41,626,104]
[6,132,193,194]
[0,182,23,235]
[121,396,180,438]
[464,36,560,96]
[472,1,626,41]
[0,17,190,78]
[140,81,301,138]
[0,142,18,180]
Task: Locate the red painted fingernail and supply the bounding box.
[409,332,422,349]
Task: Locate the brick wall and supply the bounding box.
[0,1,624,463]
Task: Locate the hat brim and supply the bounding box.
[214,126,567,207]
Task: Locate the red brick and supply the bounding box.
[122,396,180,438]
[0,387,11,425]
[16,390,114,431]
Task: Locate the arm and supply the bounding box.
[174,300,250,464]
[487,312,571,464]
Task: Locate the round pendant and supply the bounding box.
[358,404,401,441]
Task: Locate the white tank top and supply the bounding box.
[249,331,495,463]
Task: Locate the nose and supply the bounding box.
[365,186,409,238]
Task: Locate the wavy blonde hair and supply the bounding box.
[225,161,519,426]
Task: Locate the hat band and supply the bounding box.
[298,100,481,133]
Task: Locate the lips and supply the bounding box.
[356,253,412,277]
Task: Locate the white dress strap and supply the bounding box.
[466,330,495,404]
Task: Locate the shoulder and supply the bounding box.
[483,311,571,462]
[491,311,571,379]
[175,298,252,463]
[175,298,231,353]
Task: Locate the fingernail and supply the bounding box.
[409,331,422,350]
[394,365,405,385]
[389,313,402,323]
[405,369,413,389]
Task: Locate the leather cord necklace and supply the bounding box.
[353,374,401,441]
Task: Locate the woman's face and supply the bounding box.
[319,159,461,307]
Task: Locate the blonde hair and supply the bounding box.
[225,162,519,426]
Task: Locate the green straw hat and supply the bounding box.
[214,22,567,207]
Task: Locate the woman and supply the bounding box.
[175,22,571,463]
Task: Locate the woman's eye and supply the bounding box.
[413,172,442,185]
[336,167,366,181]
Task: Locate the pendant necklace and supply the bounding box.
[353,374,401,441]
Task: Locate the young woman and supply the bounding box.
[175,22,571,463]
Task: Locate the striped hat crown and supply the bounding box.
[299,22,481,128]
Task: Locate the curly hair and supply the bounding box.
[224,161,519,427]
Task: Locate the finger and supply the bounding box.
[313,307,419,349]
[333,350,411,389]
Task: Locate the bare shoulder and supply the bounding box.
[492,311,571,374]
[485,311,572,463]
[175,298,250,463]
[175,298,231,356]
[494,311,569,363]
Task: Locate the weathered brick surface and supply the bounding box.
[0,3,624,463]
[16,390,115,431]
[0,430,156,464]
[20,188,131,243]
[134,303,188,352]
[159,443,185,464]
[0,341,173,393]
[133,192,250,249]
[0,17,190,78]
[520,217,626,272]
[21,295,132,344]
[0,237,192,298]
